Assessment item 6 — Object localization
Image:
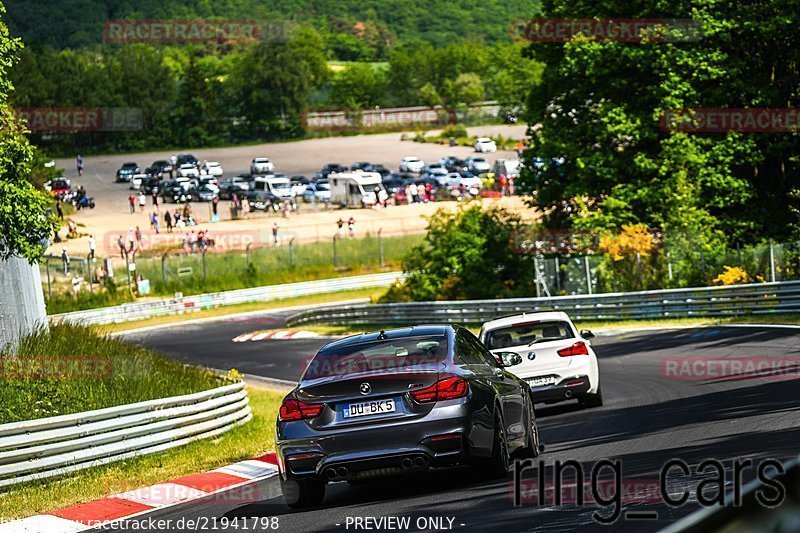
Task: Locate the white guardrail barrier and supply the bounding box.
[285,280,800,327]
[51,272,401,326]
[0,382,250,489]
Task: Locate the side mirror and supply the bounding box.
[580,329,595,340]
[498,351,523,367]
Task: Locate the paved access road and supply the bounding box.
[121,318,800,532]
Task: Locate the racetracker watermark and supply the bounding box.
[103,229,262,255]
[118,481,281,507]
[13,108,143,132]
[510,18,702,43]
[103,20,292,44]
[303,107,455,131]
[0,356,111,379]
[660,355,800,381]
[509,228,664,255]
[661,108,800,133]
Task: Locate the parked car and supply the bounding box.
[192,185,218,202]
[314,163,348,180]
[177,163,200,179]
[275,325,540,508]
[302,181,331,203]
[115,162,139,182]
[250,157,274,175]
[159,180,190,203]
[382,174,410,196]
[441,156,469,173]
[350,161,371,171]
[290,175,310,196]
[46,177,71,198]
[197,176,220,193]
[150,160,173,176]
[399,156,425,173]
[176,153,200,168]
[364,163,391,178]
[218,175,251,199]
[466,156,491,173]
[474,137,497,153]
[479,311,602,407]
[204,161,224,177]
[246,189,282,212]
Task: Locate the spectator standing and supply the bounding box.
[117,235,126,259]
[128,193,136,214]
[499,174,507,196]
[151,211,160,234]
[55,199,64,220]
[272,222,279,246]
[212,197,219,220]
[76,155,84,176]
[170,155,177,178]
[71,274,81,297]
[241,196,251,218]
[127,226,136,253]
[88,235,96,260]
[61,248,70,274]
[164,210,173,233]
[508,176,515,196]
[151,187,159,208]
[173,209,181,228]
[135,226,143,249]
[409,182,419,203]
[337,218,345,238]
[348,216,355,238]
[138,191,146,212]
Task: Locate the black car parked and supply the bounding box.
[116,162,139,182]
[276,325,540,508]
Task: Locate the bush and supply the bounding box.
[380,204,536,302]
[440,123,468,139]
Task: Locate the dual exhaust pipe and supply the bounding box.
[324,457,429,481]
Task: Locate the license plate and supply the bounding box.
[343,399,396,419]
[527,376,556,387]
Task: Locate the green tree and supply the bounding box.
[418,82,442,108]
[381,205,536,302]
[330,63,386,109]
[0,3,57,261]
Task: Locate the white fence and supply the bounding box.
[0,382,250,489]
[51,271,401,326]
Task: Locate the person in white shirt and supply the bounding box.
[88,235,96,260]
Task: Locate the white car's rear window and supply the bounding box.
[485,321,574,349]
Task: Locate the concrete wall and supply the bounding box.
[0,256,47,351]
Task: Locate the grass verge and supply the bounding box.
[1,384,284,520]
[102,287,387,333]
[0,323,223,423]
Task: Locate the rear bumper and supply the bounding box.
[529,375,591,403]
[277,404,476,481]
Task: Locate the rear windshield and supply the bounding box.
[484,321,574,349]
[303,336,448,379]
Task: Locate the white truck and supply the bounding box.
[328,172,385,208]
[252,175,294,200]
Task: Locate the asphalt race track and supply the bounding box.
[120,316,800,532]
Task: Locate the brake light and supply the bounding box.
[557,341,589,357]
[279,399,325,421]
[410,375,470,403]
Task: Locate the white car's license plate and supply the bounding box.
[527,376,556,387]
[343,399,396,419]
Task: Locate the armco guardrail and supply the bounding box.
[285,281,800,327]
[0,382,250,489]
[51,271,401,326]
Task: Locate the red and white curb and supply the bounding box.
[1,453,279,533]
[233,330,319,342]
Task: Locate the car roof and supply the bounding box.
[481,311,572,330]
[320,325,451,352]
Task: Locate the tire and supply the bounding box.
[520,398,540,458]
[281,477,325,509]
[581,385,603,408]
[473,410,510,480]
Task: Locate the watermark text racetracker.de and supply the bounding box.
[12,108,143,133]
[510,18,702,42]
[660,355,800,381]
[103,19,293,44]
[512,457,786,524]
[0,356,111,380]
[661,108,800,133]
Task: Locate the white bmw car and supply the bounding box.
[479,311,602,407]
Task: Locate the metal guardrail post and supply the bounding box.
[770,239,776,282]
[333,235,339,267]
[245,242,252,268]
[289,237,295,268]
[378,228,384,267]
[584,255,592,295]
[202,249,207,281]
[45,258,52,299]
[161,252,168,285]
